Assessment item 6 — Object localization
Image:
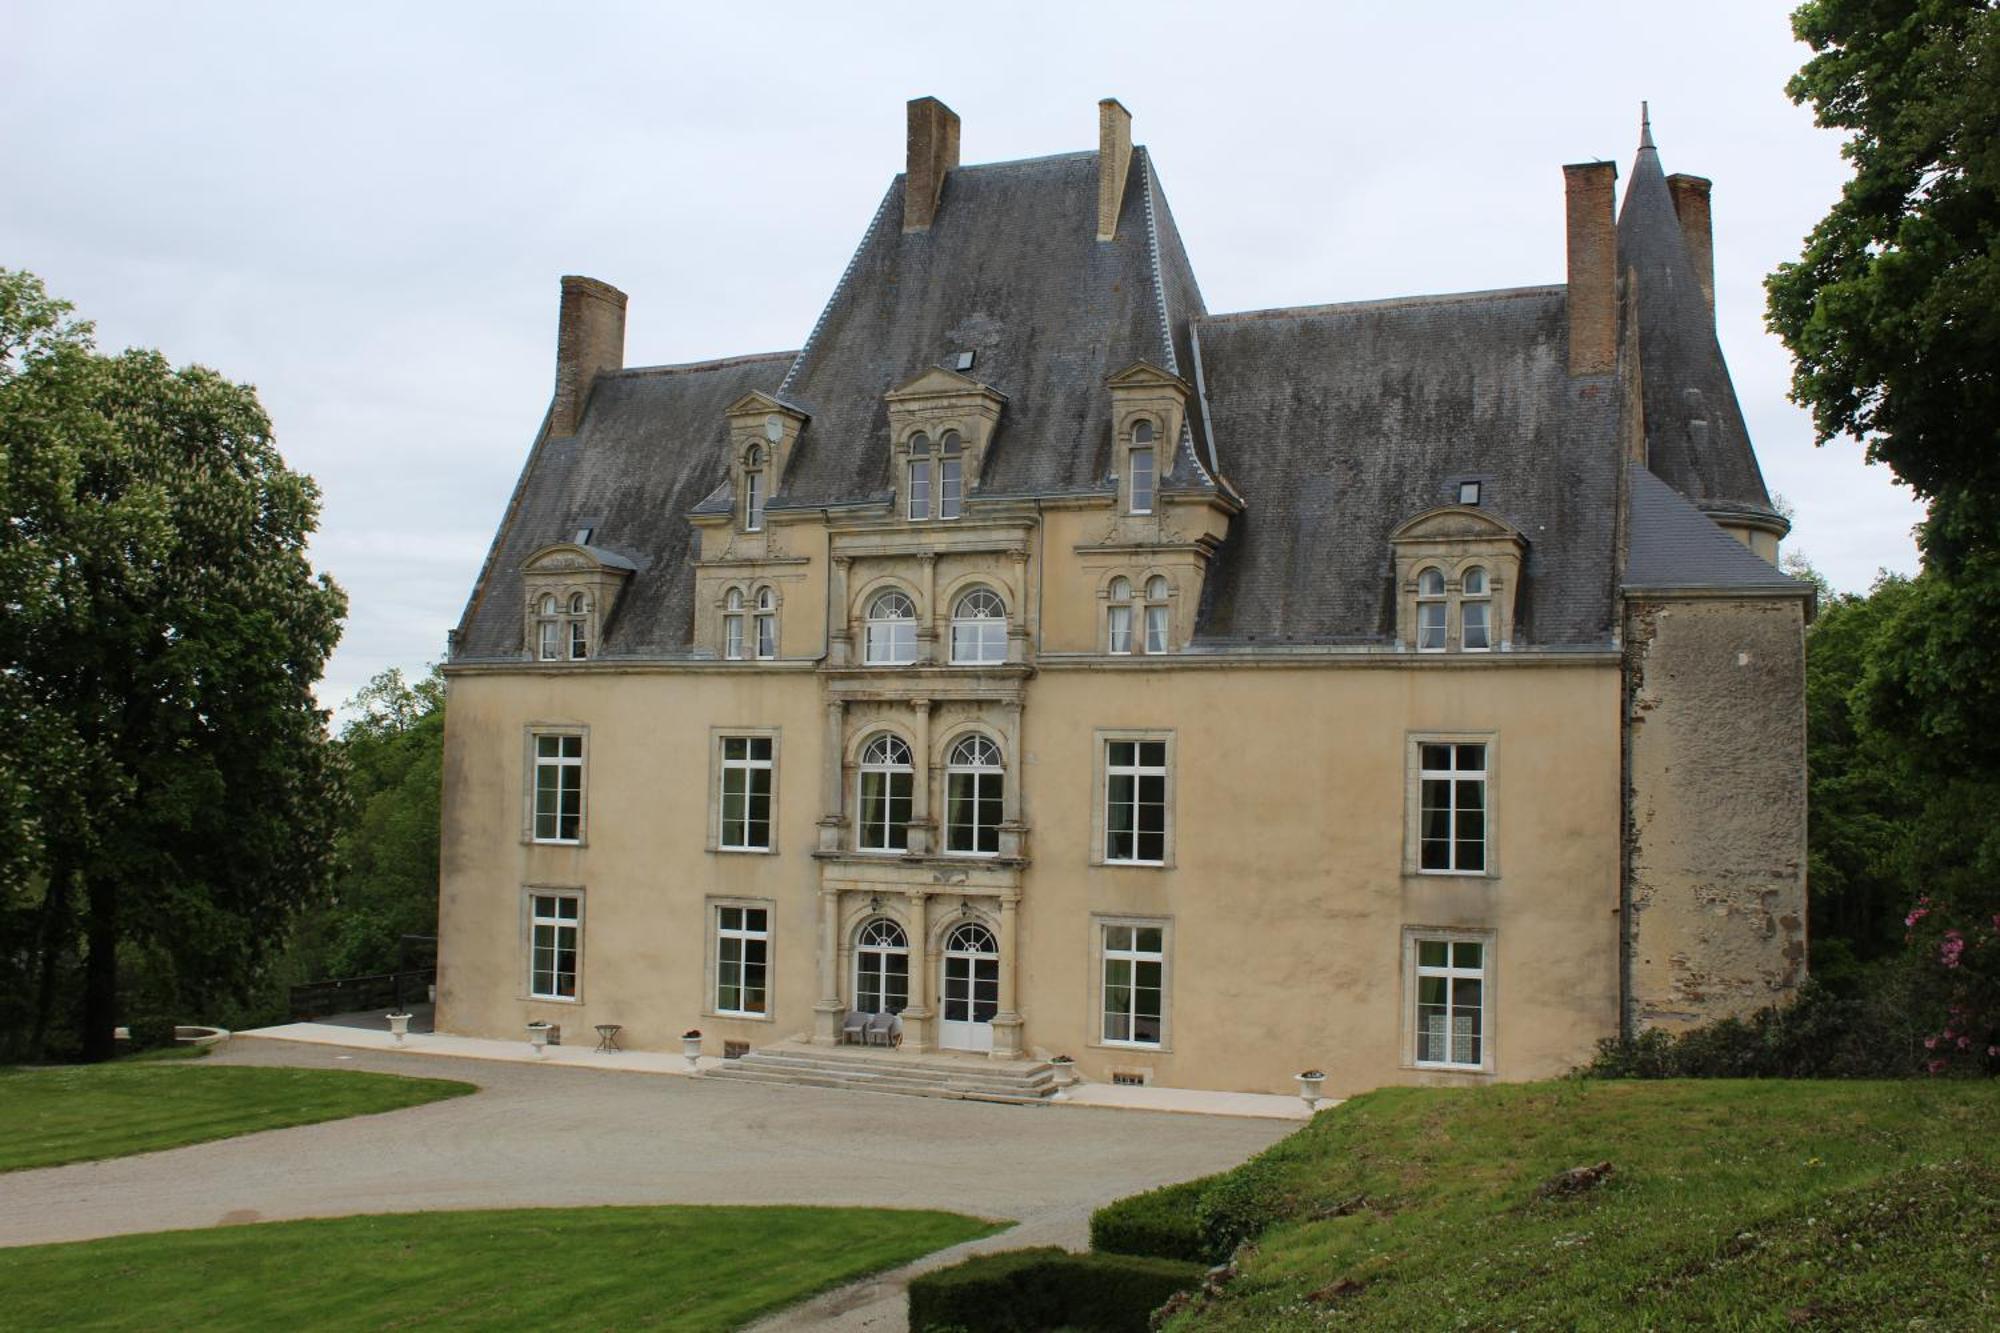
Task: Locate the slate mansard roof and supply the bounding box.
[453,117,1801,662]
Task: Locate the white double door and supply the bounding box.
[937,923,999,1052]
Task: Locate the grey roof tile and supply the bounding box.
[1624,464,1809,592]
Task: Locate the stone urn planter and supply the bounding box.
[527,1021,553,1056]
[386,1012,412,1046]
[1295,1070,1327,1108]
[1048,1056,1077,1088]
[682,1029,703,1070]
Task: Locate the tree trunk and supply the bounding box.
[80,874,119,1062]
[29,849,74,1060]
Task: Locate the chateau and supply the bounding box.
[436,98,1809,1096]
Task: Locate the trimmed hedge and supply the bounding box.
[907,1247,1204,1332]
[1089,1174,1214,1263]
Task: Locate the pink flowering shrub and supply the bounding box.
[1903,897,2000,1076]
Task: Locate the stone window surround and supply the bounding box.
[707,726,781,855]
[520,884,585,1005]
[1097,568,1179,657]
[1400,925,1498,1075]
[840,719,1015,860]
[1402,730,1497,879]
[522,723,589,847]
[1091,727,1176,869]
[1090,912,1174,1053]
[1389,507,1524,653]
[704,895,777,1023]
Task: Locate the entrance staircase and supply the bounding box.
[704,1041,1057,1106]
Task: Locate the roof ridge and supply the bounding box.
[1137,147,1181,378]
[950,148,1097,173]
[779,178,899,396]
[1202,285,1566,325]
[612,351,798,378]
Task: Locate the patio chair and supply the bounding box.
[841,1009,869,1044]
[865,1010,902,1048]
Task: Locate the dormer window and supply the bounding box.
[939,432,963,520]
[1416,568,1448,652]
[743,446,766,531]
[1392,506,1523,655]
[907,434,932,521]
[1107,577,1134,654]
[567,592,590,660]
[724,588,746,660]
[865,590,919,665]
[1128,421,1156,515]
[754,586,777,660]
[521,542,629,664]
[1461,567,1491,651]
[537,594,561,661]
[1143,576,1170,653]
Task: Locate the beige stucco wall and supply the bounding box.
[437,657,1623,1097]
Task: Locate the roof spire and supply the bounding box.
[1639,101,1655,151]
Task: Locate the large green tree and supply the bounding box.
[0,270,346,1060]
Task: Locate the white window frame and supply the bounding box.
[907,459,932,521]
[707,898,774,1020]
[536,594,561,661]
[1416,566,1448,653]
[744,452,765,532]
[1094,729,1173,868]
[1407,734,1495,878]
[525,888,583,1002]
[938,453,963,520]
[856,732,914,853]
[950,587,1008,665]
[864,590,919,666]
[1404,927,1495,1073]
[723,588,745,660]
[526,728,586,845]
[1106,577,1134,655]
[566,592,590,661]
[1460,566,1491,652]
[943,733,1004,857]
[1128,445,1155,515]
[1142,576,1170,655]
[1095,916,1170,1050]
[754,586,777,660]
[713,730,777,853]
[853,917,911,1015]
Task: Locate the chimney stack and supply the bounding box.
[1097,98,1133,241]
[1562,161,1619,376]
[1666,173,1715,317]
[903,96,960,232]
[551,275,627,437]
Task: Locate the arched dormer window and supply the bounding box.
[1128,420,1156,515]
[754,586,777,659]
[945,734,1004,855]
[950,587,1007,664]
[864,590,918,665]
[723,588,746,660]
[857,734,914,852]
[1415,568,1448,652]
[1390,505,1525,654]
[1461,566,1491,652]
[906,433,932,521]
[1142,576,1171,654]
[743,445,766,531]
[536,594,560,661]
[1107,577,1134,655]
[567,592,590,660]
[938,431,964,520]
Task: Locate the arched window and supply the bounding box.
[723,588,745,661]
[864,590,918,665]
[1129,420,1156,515]
[536,594,560,661]
[566,592,589,660]
[938,430,963,520]
[1460,566,1491,652]
[754,586,777,660]
[1416,567,1447,652]
[906,432,932,521]
[945,735,1004,855]
[1107,577,1134,655]
[743,445,766,531]
[950,587,1007,664]
[857,734,914,851]
[1143,576,1171,655]
[854,918,909,1015]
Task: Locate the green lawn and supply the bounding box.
[1165,1080,2000,1329]
[0,1206,1002,1331]
[1,1063,474,1172]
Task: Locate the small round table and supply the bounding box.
[594,1023,622,1053]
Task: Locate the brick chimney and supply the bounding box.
[1562,161,1619,376]
[1666,173,1715,317]
[1097,98,1133,241]
[903,96,960,232]
[550,276,626,437]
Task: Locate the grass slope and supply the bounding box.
[2,1063,473,1172]
[1170,1080,2000,1330]
[0,1206,1001,1331]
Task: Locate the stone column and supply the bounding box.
[902,889,932,1052]
[812,887,843,1045]
[917,553,939,663]
[998,697,1027,859]
[1007,548,1031,664]
[906,696,934,854]
[817,697,846,854]
[990,892,1023,1059]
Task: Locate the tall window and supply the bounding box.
[744,446,766,531]
[1416,567,1448,652]
[715,904,768,1016]
[1415,937,1487,1068]
[754,586,777,660]
[723,588,745,660]
[1102,923,1164,1046]
[537,594,560,661]
[938,431,963,520]
[567,592,590,660]
[950,588,1007,664]
[1419,742,1487,873]
[1461,567,1491,651]
[718,736,773,851]
[1107,577,1134,655]
[854,918,909,1015]
[864,590,918,665]
[529,893,580,1000]
[532,733,583,843]
[1143,576,1170,655]
[1129,421,1156,514]
[945,735,1004,855]
[1105,738,1167,864]
[906,433,932,521]
[857,734,914,851]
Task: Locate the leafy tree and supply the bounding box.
[0,269,346,1060]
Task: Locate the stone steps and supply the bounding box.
[705,1043,1057,1106]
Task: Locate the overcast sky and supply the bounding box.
[2,2,1925,716]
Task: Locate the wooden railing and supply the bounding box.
[289,967,436,1021]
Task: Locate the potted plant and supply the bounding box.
[527,1020,553,1055]
[1295,1069,1327,1107]
[1048,1054,1077,1089]
[386,1011,413,1045]
[682,1028,703,1070]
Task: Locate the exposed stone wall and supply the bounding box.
[1623,595,1808,1030]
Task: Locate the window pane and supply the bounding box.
[1130,447,1155,512]
[1136,927,1163,953]
[1108,740,1135,768]
[1457,744,1485,771]
[1144,605,1168,654]
[907,461,930,520]
[939,457,962,519]
[1138,741,1166,768]
[748,737,772,762]
[724,737,747,762]
[1108,605,1132,652]
[1421,743,1450,771]
[720,906,741,931]
[1462,602,1490,650]
[537,735,562,759]
[746,769,771,848]
[1453,941,1483,969]
[757,615,776,657]
[1418,940,1449,969]
[745,908,767,933]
